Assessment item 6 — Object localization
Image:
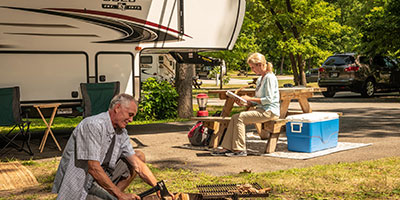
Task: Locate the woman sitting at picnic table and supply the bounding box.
[212,52,280,156]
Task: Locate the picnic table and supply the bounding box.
[208,87,327,119]
[192,87,327,152]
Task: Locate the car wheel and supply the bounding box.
[361,80,375,97]
[322,87,336,97]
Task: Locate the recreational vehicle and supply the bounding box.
[140,53,176,82]
[0,0,245,115]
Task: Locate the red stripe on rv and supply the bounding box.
[45,8,192,38]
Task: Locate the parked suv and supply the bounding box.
[306,68,319,83]
[318,53,400,97]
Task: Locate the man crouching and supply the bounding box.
[52,93,173,200]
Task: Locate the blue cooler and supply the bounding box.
[285,112,339,153]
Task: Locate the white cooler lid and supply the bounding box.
[285,112,339,122]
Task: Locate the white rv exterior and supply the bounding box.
[0,0,245,112]
[140,53,176,82]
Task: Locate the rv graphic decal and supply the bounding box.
[102,0,139,10]
[0,6,190,43]
[102,3,141,11]
[101,3,142,10]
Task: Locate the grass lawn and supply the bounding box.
[1,157,400,199]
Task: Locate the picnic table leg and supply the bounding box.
[221,98,235,117]
[263,120,286,153]
[203,121,221,148]
[208,97,235,148]
[280,98,291,119]
[265,133,280,153]
[299,96,312,113]
[209,122,229,148]
[255,123,262,136]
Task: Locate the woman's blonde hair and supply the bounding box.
[247,52,273,73]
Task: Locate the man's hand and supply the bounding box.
[156,190,175,200]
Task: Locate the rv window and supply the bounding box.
[140,56,153,64]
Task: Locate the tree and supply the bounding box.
[205,0,343,85]
[175,63,194,118]
[255,0,343,85]
[359,0,400,56]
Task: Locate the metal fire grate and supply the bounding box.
[196,183,270,200]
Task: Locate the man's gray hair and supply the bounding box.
[109,93,138,109]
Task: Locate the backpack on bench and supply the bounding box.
[188,111,221,146]
[188,121,213,146]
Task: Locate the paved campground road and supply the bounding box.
[130,92,400,176]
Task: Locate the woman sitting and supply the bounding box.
[212,52,280,156]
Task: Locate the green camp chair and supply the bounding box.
[0,86,33,156]
[80,82,120,118]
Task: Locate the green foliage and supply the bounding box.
[203,0,400,78]
[359,0,400,56]
[207,66,231,85]
[134,78,179,121]
[204,0,345,83]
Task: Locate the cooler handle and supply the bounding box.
[291,122,303,133]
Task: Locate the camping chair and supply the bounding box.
[80,82,120,118]
[0,86,33,156]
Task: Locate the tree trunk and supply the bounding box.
[296,54,307,86]
[289,53,299,85]
[175,63,194,118]
[280,55,284,75]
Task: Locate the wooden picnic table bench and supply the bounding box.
[191,116,287,153]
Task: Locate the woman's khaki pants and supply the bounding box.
[221,109,278,151]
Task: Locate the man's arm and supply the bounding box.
[125,154,175,199]
[88,160,139,200]
[125,154,158,187]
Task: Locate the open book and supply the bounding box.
[226,90,248,104]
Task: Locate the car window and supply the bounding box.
[324,56,355,66]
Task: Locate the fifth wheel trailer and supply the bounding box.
[0,0,245,115]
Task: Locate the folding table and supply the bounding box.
[33,103,62,153]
